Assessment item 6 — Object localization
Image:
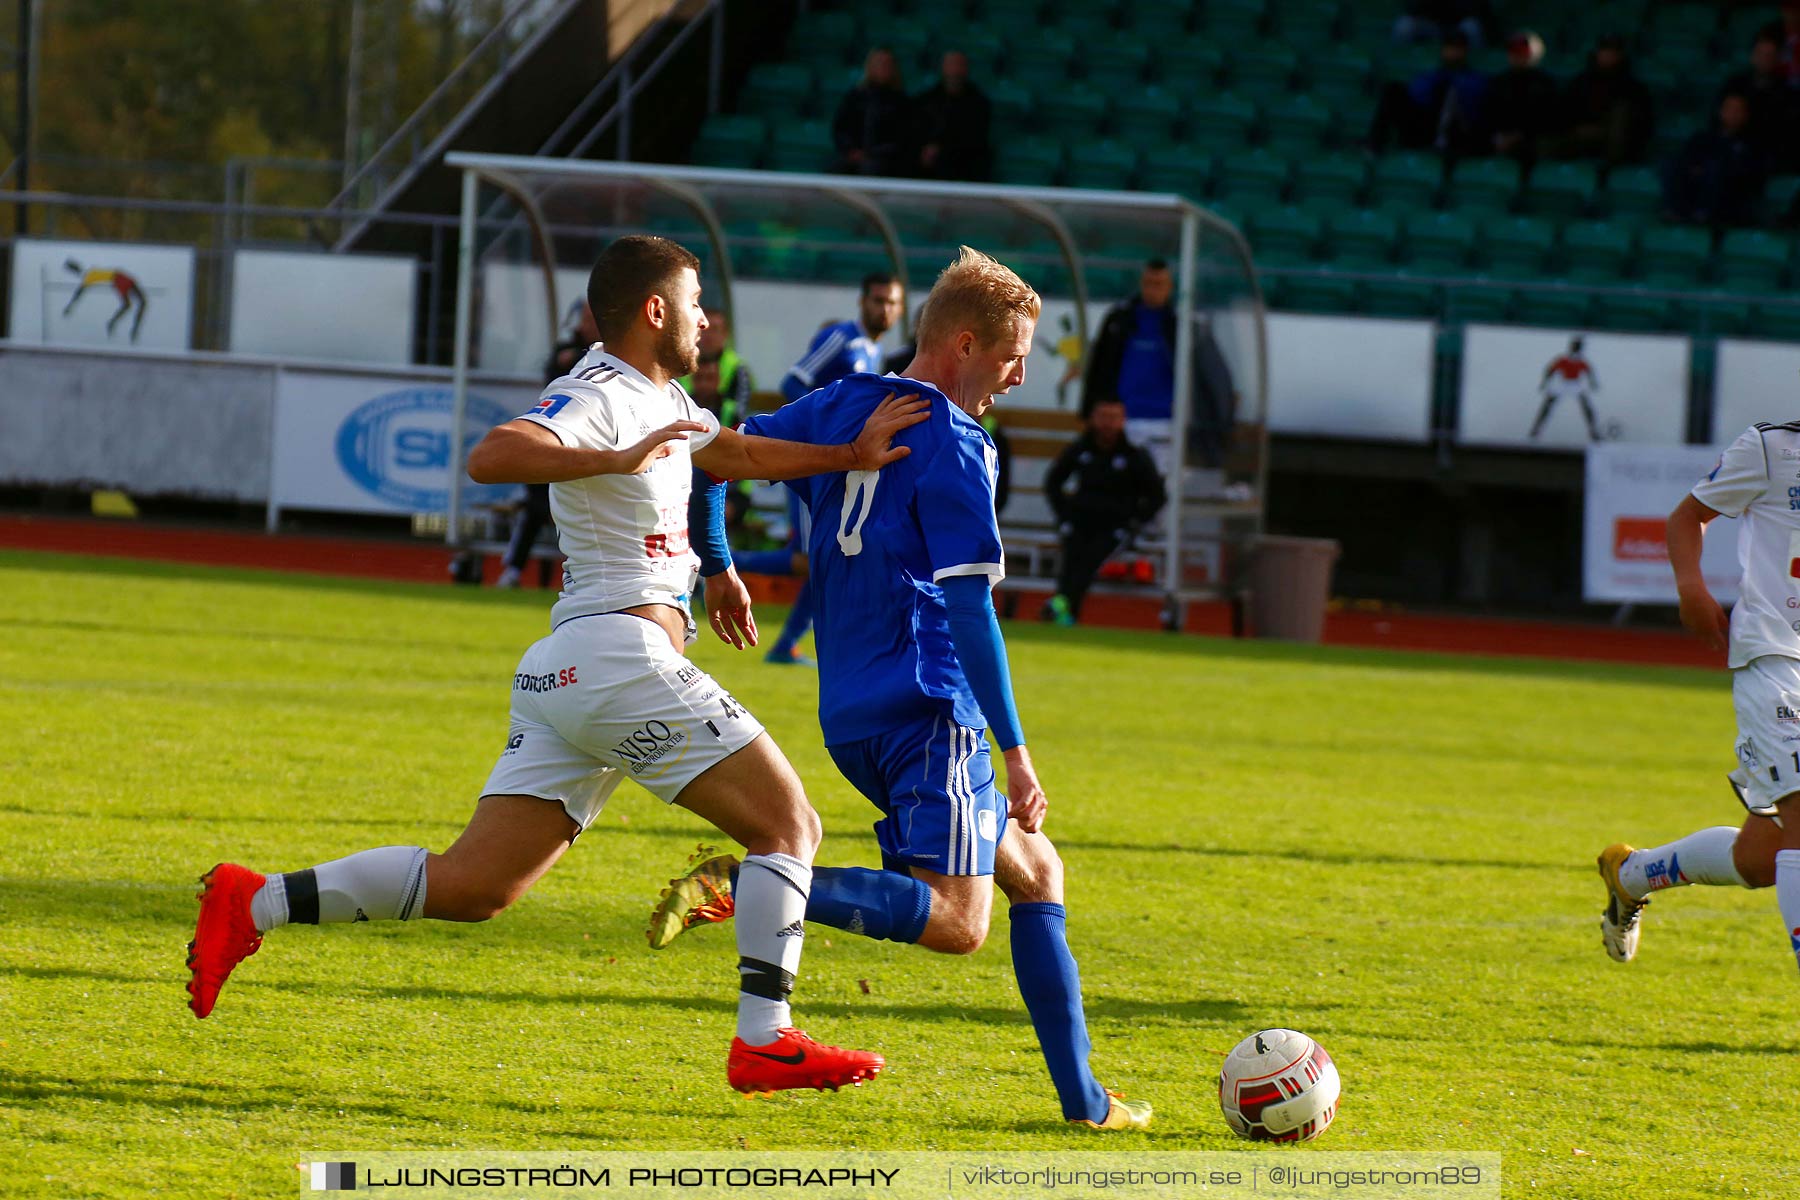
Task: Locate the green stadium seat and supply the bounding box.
[1291,153,1368,208]
[1276,0,1345,54]
[1405,210,1478,271]
[1637,224,1712,287]
[1113,86,1183,145]
[1186,92,1260,152]
[1137,145,1212,199]
[1200,0,1268,39]
[736,241,823,281]
[1037,84,1109,138]
[789,10,858,57]
[1482,215,1556,278]
[1248,205,1323,266]
[1083,37,1152,93]
[1647,2,1719,45]
[1325,208,1401,268]
[1719,229,1791,292]
[1065,140,1140,191]
[1601,165,1663,219]
[982,0,1042,24]
[1512,285,1592,329]
[1765,175,1800,223]
[738,62,816,117]
[1363,272,1441,318]
[766,119,832,173]
[1229,42,1299,97]
[1689,294,1754,337]
[1213,146,1291,206]
[1524,161,1598,219]
[1561,220,1635,284]
[1594,292,1674,332]
[906,0,968,26]
[1751,301,1800,342]
[1445,157,1520,214]
[1261,93,1335,156]
[1153,37,1226,88]
[691,114,767,169]
[1368,152,1443,209]
[1124,3,1195,40]
[987,78,1034,128]
[1310,47,1374,98]
[1059,8,1115,42]
[1443,278,1512,324]
[1281,274,1362,314]
[995,136,1064,186]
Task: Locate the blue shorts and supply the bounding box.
[828,715,1006,877]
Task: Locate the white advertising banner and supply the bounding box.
[1712,339,1800,442]
[7,237,195,351]
[1265,311,1435,440]
[270,368,538,518]
[1583,442,1740,604]
[231,249,417,366]
[1461,325,1689,448]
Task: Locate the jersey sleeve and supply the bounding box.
[1692,426,1770,518]
[786,325,850,390]
[514,384,619,450]
[742,391,818,444]
[918,427,1005,584]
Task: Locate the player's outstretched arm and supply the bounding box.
[691,392,929,481]
[1668,493,1727,651]
[467,418,707,484]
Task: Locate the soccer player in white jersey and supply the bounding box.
[185,235,927,1095]
[1597,420,1800,974]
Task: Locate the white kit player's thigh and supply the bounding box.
[1729,654,1800,815]
[521,613,765,805]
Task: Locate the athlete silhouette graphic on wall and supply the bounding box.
[1529,336,1603,441]
[62,259,148,342]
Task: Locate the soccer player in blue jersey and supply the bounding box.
[737,273,905,665]
[651,247,1150,1130]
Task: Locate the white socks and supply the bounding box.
[250,846,429,932]
[1618,827,1746,900]
[1777,849,1800,974]
[733,852,812,1044]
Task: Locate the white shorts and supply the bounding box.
[480,612,765,829]
[1730,655,1800,815]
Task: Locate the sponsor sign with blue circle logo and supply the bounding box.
[335,387,515,511]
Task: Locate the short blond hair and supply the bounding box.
[914,246,1041,350]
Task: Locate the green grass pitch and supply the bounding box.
[2,550,1794,1198]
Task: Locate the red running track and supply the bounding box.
[0,514,1719,670]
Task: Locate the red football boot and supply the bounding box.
[727,1027,885,1094]
[185,862,266,1018]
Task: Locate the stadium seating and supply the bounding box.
[694,0,1800,336]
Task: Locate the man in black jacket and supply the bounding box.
[915,51,992,181]
[1082,260,1237,469]
[833,47,915,177]
[1041,398,1167,626]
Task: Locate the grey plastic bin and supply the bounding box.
[1248,536,1341,642]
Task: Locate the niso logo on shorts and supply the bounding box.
[514,667,578,693]
[615,719,688,777]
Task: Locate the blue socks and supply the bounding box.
[1010,901,1111,1123]
[732,864,930,944]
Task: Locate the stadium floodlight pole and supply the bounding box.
[1165,208,1201,626]
[447,166,478,548]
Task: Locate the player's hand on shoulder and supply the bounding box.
[850,391,931,470]
[611,420,708,474]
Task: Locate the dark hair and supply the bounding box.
[1143,258,1170,272]
[586,235,700,343]
[860,272,901,296]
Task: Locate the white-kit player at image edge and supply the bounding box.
[1597,420,1800,977]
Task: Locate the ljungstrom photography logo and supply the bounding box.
[307,1161,356,1191]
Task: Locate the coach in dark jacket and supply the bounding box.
[915,51,992,181]
[1083,260,1238,468]
[1040,398,1167,625]
[834,47,915,177]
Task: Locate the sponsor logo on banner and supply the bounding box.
[1612,517,1668,562]
[334,388,513,511]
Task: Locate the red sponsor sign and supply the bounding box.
[1612,517,1668,562]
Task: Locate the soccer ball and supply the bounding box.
[1218,1028,1340,1142]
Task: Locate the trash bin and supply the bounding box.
[1248,535,1340,642]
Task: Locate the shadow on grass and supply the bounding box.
[0,1066,414,1120]
[1052,838,1575,874]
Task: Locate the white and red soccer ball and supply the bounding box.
[1218,1028,1340,1142]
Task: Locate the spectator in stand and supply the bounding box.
[1664,91,1769,229]
[1040,398,1166,628]
[915,50,993,181]
[833,47,915,177]
[1721,30,1800,173]
[1394,0,1493,48]
[1487,30,1559,165]
[1083,259,1237,471]
[680,307,752,427]
[1547,34,1654,166]
[1366,30,1489,157]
